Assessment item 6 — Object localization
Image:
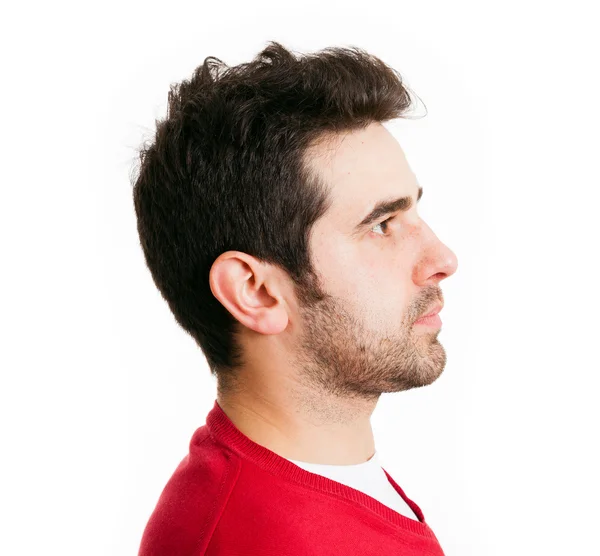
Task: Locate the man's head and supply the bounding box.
[132,41,457,402]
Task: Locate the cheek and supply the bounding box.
[324,255,411,321]
[351,250,415,325]
[358,243,411,288]
[312,233,412,313]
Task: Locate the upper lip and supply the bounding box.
[417,303,443,320]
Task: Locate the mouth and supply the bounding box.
[413,304,443,327]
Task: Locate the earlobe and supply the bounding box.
[250,304,289,335]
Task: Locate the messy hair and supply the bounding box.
[131,41,420,395]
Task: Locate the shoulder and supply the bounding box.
[137,425,242,556]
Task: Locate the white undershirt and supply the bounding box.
[285,451,419,521]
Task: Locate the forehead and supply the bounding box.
[306,123,418,220]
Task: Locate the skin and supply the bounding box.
[209,121,458,466]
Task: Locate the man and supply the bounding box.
[133,40,458,555]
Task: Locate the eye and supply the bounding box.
[371,215,395,237]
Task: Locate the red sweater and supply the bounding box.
[138,400,446,555]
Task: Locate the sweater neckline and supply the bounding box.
[205,399,437,539]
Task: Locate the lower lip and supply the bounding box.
[413,313,442,327]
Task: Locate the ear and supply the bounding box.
[209,251,289,335]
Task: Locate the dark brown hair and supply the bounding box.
[131,41,421,395]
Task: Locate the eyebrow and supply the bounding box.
[350,186,423,238]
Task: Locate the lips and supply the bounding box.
[417,303,443,320]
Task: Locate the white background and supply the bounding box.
[1,1,598,554]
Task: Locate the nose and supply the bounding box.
[412,225,458,286]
